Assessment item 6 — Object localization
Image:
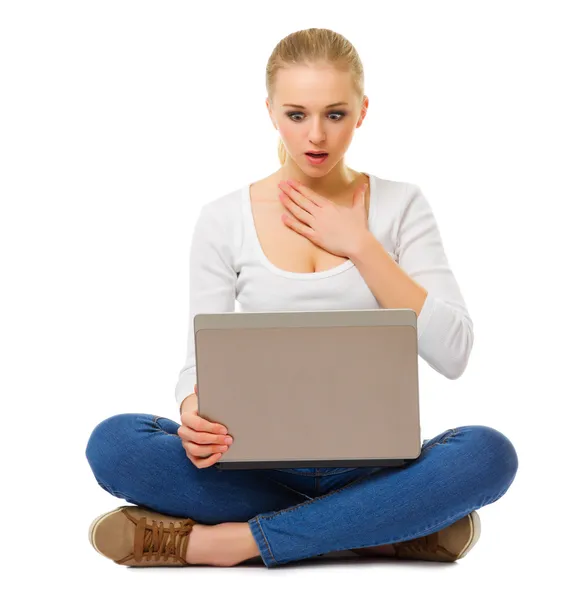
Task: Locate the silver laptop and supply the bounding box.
[194,308,422,470]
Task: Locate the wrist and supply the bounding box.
[348,230,375,261]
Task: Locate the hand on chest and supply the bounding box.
[252,202,350,274]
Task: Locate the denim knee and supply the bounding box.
[468,424,519,486]
[85,413,142,485]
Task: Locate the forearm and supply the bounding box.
[180,392,199,415]
[348,232,428,316]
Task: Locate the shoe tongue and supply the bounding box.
[138,521,175,561]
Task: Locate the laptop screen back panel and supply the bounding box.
[195,309,422,470]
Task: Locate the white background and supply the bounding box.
[2,0,582,595]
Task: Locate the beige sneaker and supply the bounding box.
[351,510,481,562]
[88,505,197,566]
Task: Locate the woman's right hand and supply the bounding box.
[178,385,234,469]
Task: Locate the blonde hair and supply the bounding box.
[265,28,365,166]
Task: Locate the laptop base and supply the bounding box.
[215,457,419,470]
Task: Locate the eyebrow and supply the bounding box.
[282,102,349,109]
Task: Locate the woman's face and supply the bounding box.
[267,64,367,175]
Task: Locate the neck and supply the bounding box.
[278,158,359,197]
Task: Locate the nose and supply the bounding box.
[308,118,326,145]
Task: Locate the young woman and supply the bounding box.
[85,28,518,569]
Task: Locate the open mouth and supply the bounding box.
[305,152,329,165]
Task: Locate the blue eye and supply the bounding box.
[286,111,346,122]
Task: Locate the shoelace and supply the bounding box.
[393,531,444,557]
[126,509,196,564]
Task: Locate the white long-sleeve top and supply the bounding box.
[175,173,474,410]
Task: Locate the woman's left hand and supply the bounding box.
[278,179,370,258]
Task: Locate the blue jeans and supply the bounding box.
[85,413,519,568]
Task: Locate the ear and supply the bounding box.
[356,96,369,128]
[266,98,278,130]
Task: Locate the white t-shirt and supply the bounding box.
[175,172,473,410]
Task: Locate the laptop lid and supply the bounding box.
[194,308,422,470]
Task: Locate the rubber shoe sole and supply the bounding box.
[88,506,123,559]
[457,510,481,559]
